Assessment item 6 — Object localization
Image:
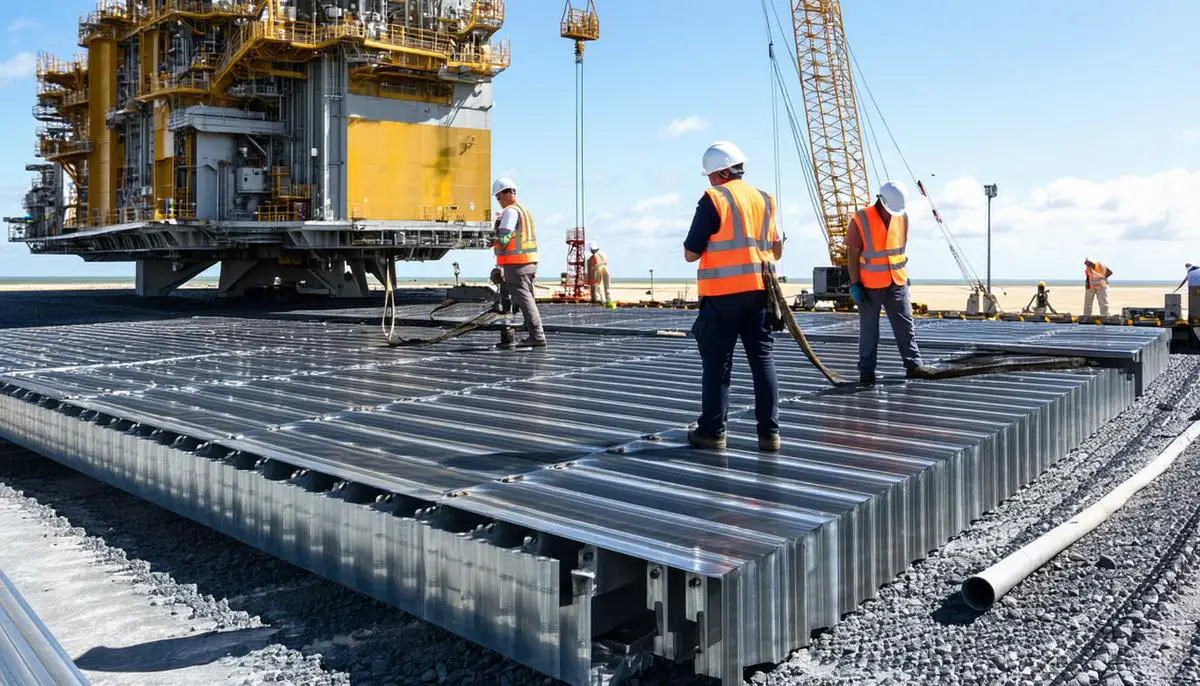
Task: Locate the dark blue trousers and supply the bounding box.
[691,290,779,438]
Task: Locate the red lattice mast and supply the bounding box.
[565,227,587,300]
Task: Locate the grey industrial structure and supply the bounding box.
[7,0,507,297]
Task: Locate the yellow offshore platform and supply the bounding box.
[8,0,510,296]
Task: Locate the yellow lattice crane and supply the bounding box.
[784,0,989,308]
[790,0,871,301]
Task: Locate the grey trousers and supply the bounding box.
[1083,286,1110,317]
[859,283,923,374]
[501,263,545,342]
[590,270,611,303]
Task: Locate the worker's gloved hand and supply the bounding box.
[849,283,866,306]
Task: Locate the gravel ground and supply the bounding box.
[2,357,1199,686]
[762,355,1200,686]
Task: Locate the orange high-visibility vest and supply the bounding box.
[494,203,538,266]
[588,252,608,283]
[696,179,777,297]
[1085,262,1108,289]
[853,205,909,289]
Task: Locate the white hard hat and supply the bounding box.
[701,141,748,176]
[589,241,599,252]
[492,177,517,195]
[877,180,908,216]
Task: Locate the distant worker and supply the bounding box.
[1022,281,1057,315]
[492,177,546,348]
[846,180,934,385]
[683,141,782,452]
[1082,257,1112,318]
[1172,262,1200,293]
[587,242,612,305]
[1174,263,1200,322]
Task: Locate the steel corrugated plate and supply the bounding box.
[0,313,1169,684]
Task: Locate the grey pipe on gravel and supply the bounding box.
[0,567,90,685]
[962,419,1200,611]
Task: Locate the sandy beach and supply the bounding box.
[567,280,1182,316]
[0,278,1184,316]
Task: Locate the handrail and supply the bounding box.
[216,19,458,83]
[450,40,511,71]
[137,72,212,98]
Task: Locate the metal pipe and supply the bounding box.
[0,568,90,685]
[962,419,1200,611]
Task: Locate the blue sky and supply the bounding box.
[2,1,1199,281]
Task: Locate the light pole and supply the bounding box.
[984,184,998,294]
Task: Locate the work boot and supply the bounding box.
[520,337,548,349]
[859,371,876,386]
[687,429,727,450]
[905,365,938,380]
[758,433,781,452]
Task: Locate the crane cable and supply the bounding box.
[574,48,586,238]
[771,34,783,240]
[759,0,826,247]
[843,39,989,293]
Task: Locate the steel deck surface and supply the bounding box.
[0,313,1170,684]
[279,303,1167,359]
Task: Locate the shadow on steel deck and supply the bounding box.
[0,309,1171,684]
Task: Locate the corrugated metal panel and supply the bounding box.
[0,314,1169,684]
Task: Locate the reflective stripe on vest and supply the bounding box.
[697,180,777,297]
[495,203,538,265]
[855,206,909,287]
[697,262,763,280]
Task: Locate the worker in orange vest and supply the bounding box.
[587,242,612,305]
[1082,258,1112,318]
[683,142,783,452]
[846,180,934,384]
[492,176,546,348]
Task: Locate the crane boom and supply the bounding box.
[791,0,870,272]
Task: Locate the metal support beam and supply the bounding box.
[135,258,216,296]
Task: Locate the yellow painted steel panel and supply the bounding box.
[152,102,173,218]
[86,38,119,224]
[347,120,490,223]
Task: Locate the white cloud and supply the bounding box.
[902,167,1200,280]
[0,52,35,86]
[661,115,710,138]
[7,19,38,33]
[633,193,679,213]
